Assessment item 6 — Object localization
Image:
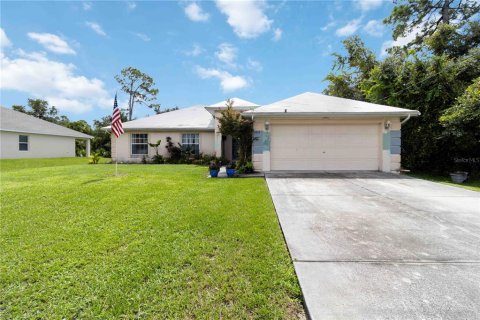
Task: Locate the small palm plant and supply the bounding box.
[89,151,101,164]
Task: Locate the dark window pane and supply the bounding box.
[19,143,28,151]
[19,135,28,143]
[132,144,148,155]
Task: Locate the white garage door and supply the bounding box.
[270,124,380,171]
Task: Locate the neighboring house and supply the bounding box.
[0,107,93,159]
[109,92,420,172]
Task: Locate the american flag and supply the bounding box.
[111,94,124,138]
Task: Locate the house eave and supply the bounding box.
[0,128,93,139]
[242,111,421,118]
[102,127,215,132]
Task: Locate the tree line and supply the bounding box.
[324,0,480,176]
[11,67,178,157]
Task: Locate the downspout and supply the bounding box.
[400,114,411,125]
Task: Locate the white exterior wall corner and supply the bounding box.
[252,120,265,171]
[0,131,76,159]
[390,118,402,173]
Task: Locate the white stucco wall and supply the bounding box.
[112,131,215,162]
[0,131,76,159]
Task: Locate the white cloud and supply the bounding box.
[85,21,107,37]
[247,58,262,72]
[127,1,136,11]
[215,0,272,38]
[357,0,383,11]
[185,44,204,56]
[184,2,209,22]
[215,43,237,67]
[195,66,249,92]
[1,50,112,113]
[27,32,76,55]
[335,18,362,36]
[363,20,384,37]
[133,32,150,41]
[82,2,92,11]
[1,28,12,48]
[272,28,282,41]
[321,21,336,32]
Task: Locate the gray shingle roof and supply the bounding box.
[107,105,215,131]
[244,92,421,117]
[0,107,93,139]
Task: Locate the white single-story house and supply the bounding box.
[0,107,93,159]
[109,92,420,172]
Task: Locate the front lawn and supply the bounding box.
[407,172,480,192]
[0,159,304,319]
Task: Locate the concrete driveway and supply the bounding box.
[266,172,480,320]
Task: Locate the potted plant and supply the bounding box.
[226,161,236,177]
[450,171,468,183]
[209,161,220,178]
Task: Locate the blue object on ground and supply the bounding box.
[226,168,236,177]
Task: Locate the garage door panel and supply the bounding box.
[270,124,380,171]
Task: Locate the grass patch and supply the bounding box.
[0,157,108,172]
[407,172,480,192]
[0,159,304,319]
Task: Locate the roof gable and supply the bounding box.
[120,105,215,131]
[246,92,420,116]
[0,107,93,139]
[209,98,259,109]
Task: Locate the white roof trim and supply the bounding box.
[244,92,420,117]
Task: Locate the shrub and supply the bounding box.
[237,161,254,174]
[89,151,101,164]
[209,160,220,171]
[226,161,236,169]
[151,154,164,164]
[165,137,183,163]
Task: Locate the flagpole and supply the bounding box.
[115,136,118,176]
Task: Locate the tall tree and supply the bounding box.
[385,0,480,50]
[12,99,65,124]
[114,67,159,121]
[324,36,377,100]
[218,99,254,165]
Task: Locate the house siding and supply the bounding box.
[112,131,215,162]
[0,131,76,159]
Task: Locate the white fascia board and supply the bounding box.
[0,128,93,139]
[242,111,421,118]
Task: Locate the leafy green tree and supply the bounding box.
[13,99,64,123]
[12,105,26,113]
[218,99,254,165]
[324,36,376,100]
[385,0,480,51]
[115,67,159,121]
[66,120,93,157]
[440,77,480,154]
[325,10,480,175]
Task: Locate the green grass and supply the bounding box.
[407,172,480,192]
[0,158,304,319]
[0,157,108,171]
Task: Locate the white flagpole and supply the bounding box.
[115,136,118,176]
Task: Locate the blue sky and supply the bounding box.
[1,0,400,123]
